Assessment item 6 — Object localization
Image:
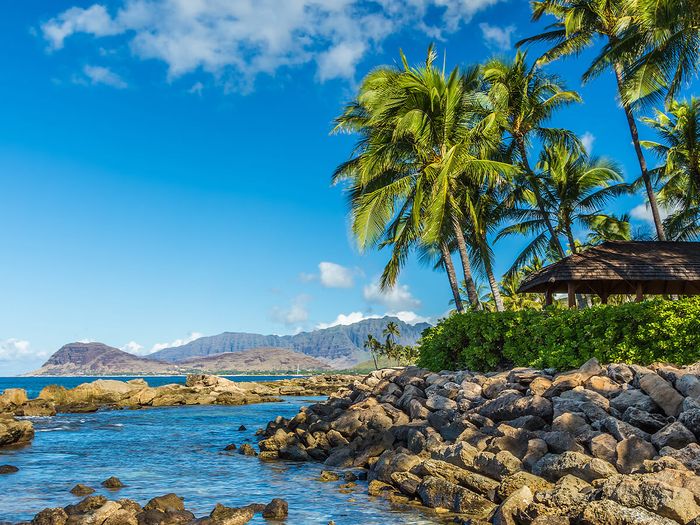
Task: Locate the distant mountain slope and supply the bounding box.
[29,342,173,376]
[29,344,333,376]
[179,348,331,372]
[150,316,430,367]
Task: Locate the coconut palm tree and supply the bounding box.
[616,0,700,104]
[518,0,668,240]
[482,52,582,259]
[642,98,700,239]
[333,46,516,310]
[499,145,628,273]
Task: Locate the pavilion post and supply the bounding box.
[635,282,644,302]
[600,290,609,304]
[567,282,576,309]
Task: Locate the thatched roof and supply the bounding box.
[518,241,700,295]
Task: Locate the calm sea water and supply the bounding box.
[0,378,442,524]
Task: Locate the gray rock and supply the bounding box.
[615,436,657,474]
[493,486,533,525]
[638,373,683,418]
[610,389,657,414]
[478,393,552,422]
[589,433,618,464]
[676,374,700,399]
[679,408,700,439]
[533,451,617,483]
[622,407,669,434]
[651,422,696,450]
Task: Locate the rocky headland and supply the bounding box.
[0,373,356,450]
[256,360,700,524]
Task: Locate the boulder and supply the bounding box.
[416,476,496,518]
[0,415,34,447]
[478,393,552,422]
[610,389,657,414]
[209,503,255,525]
[101,476,125,489]
[69,484,94,496]
[533,452,617,483]
[143,493,185,512]
[580,499,677,525]
[601,475,700,524]
[638,373,683,418]
[262,498,288,519]
[493,486,533,525]
[31,508,68,525]
[651,422,696,450]
[0,464,18,474]
[679,409,700,439]
[615,436,657,474]
[589,433,618,464]
[622,407,670,434]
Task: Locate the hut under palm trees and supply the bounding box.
[518,241,700,307]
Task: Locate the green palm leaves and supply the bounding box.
[333,46,515,312]
[642,98,700,240]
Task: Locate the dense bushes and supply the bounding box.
[417,297,700,372]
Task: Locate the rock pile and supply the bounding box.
[27,493,288,525]
[258,360,700,524]
[0,374,356,421]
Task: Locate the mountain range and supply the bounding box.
[28,316,430,375]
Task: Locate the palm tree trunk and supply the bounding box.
[565,227,587,308]
[484,259,505,312]
[612,62,667,241]
[517,140,567,258]
[440,241,464,313]
[452,221,481,309]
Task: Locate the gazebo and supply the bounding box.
[518,241,700,307]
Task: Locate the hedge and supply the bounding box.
[417,297,700,372]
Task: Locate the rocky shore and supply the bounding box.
[21,493,288,525]
[0,374,356,449]
[257,361,700,524]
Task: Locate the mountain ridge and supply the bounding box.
[149,316,430,367]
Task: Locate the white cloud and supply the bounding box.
[319,262,355,288]
[150,331,203,354]
[120,340,145,355]
[480,23,516,51]
[363,281,421,311]
[270,294,311,326]
[41,1,505,89]
[315,309,430,329]
[0,339,39,361]
[81,65,128,88]
[630,202,676,226]
[188,81,204,95]
[580,131,596,154]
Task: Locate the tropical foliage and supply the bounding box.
[333,0,700,317]
[418,297,700,372]
[363,322,419,368]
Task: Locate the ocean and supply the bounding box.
[0,377,440,524]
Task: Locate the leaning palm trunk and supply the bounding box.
[440,241,465,313]
[484,260,505,312]
[452,220,481,309]
[518,141,567,258]
[612,63,666,240]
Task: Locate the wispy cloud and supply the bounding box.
[80,65,128,88]
[270,294,311,326]
[580,131,596,154]
[480,23,516,51]
[363,281,421,311]
[150,332,203,354]
[41,1,505,90]
[316,310,430,329]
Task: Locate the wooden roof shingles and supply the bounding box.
[518,241,700,295]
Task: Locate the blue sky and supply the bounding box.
[0,1,678,374]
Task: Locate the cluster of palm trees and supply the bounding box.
[333,0,700,313]
[363,321,418,369]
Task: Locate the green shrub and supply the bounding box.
[417,297,700,372]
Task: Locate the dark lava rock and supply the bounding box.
[101,476,124,489]
[262,498,289,519]
[0,465,18,474]
[69,483,94,496]
[238,425,247,431]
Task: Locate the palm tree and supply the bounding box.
[482,52,582,259]
[518,0,668,240]
[585,214,632,245]
[363,334,382,370]
[617,0,700,104]
[333,47,515,310]
[499,145,628,273]
[642,98,700,240]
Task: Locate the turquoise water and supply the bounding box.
[0,378,441,524]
